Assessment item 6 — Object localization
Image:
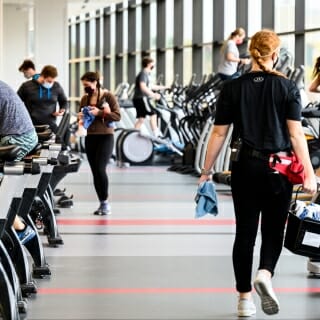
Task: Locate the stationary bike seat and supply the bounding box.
[37,129,53,142]
[34,124,51,133]
[0,145,21,161]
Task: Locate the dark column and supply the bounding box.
[192,0,203,82]
[103,7,112,89]
[115,3,124,87]
[156,0,166,82]
[295,0,305,67]
[174,0,183,82]
[128,0,137,85]
[213,0,225,71]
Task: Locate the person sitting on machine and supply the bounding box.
[0,79,39,244]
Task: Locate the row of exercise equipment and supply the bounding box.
[0,111,82,319]
[113,72,223,168]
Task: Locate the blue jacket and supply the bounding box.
[195,181,218,218]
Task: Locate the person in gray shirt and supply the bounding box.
[0,80,38,160]
[217,27,250,81]
[0,79,39,244]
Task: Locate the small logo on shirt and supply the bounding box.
[253,76,264,83]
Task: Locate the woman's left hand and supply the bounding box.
[198,174,211,185]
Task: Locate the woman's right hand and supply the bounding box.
[302,175,318,195]
[102,102,111,114]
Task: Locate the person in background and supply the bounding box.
[17,65,68,133]
[309,56,320,93]
[199,29,317,317]
[132,56,169,137]
[217,27,251,81]
[18,59,40,80]
[0,79,39,244]
[78,71,121,216]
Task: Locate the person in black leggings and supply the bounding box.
[199,29,317,317]
[79,71,121,215]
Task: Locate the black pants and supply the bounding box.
[85,134,114,201]
[231,153,292,293]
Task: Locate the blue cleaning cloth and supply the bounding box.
[82,106,95,129]
[195,181,218,218]
[298,203,320,221]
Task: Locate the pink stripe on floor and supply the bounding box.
[56,218,236,226]
[38,287,320,295]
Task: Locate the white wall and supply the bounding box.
[0,0,69,94]
[34,0,69,94]
[2,4,30,90]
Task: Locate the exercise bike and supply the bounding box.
[116,91,184,166]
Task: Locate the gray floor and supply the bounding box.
[23,159,320,320]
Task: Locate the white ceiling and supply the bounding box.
[3,0,122,16]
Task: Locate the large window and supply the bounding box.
[150,0,157,49]
[68,0,320,97]
[202,0,213,43]
[165,0,174,48]
[275,0,295,33]
[305,0,320,29]
[248,0,261,37]
[224,0,236,38]
[280,34,295,58]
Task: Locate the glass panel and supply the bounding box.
[150,0,157,49]
[203,0,213,43]
[136,2,142,50]
[79,61,86,83]
[89,60,96,71]
[224,0,236,38]
[279,34,295,58]
[183,47,193,85]
[136,52,142,71]
[70,24,76,59]
[203,44,213,75]
[110,7,116,90]
[247,0,261,37]
[123,4,128,53]
[305,0,320,29]
[89,18,96,56]
[166,0,174,47]
[79,20,86,58]
[123,54,128,83]
[166,49,174,86]
[274,0,295,33]
[70,63,76,98]
[183,0,192,46]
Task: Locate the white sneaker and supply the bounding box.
[238,298,256,317]
[254,271,279,315]
[93,202,112,216]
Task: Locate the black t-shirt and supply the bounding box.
[133,70,150,99]
[214,72,302,153]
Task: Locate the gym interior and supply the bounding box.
[0,0,320,319]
